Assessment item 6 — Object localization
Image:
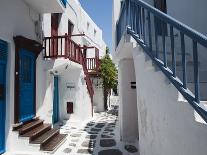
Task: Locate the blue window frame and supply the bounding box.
[60,0,67,8]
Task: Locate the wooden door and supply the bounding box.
[19,49,35,123]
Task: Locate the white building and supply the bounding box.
[39,0,106,124]
[113,0,207,155]
[0,0,106,154]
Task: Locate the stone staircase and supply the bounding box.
[13,118,67,152]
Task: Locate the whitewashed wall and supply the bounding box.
[43,0,106,58]
[114,29,207,154]
[36,55,93,124]
[0,0,41,152]
[92,78,104,113]
[133,45,207,155]
[40,0,106,123]
[58,67,92,121]
[118,59,139,142]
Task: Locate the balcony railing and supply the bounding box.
[117,0,207,122]
[44,34,95,102]
[86,58,100,74]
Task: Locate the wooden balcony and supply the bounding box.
[86,58,100,75]
[43,34,101,103]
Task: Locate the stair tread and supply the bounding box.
[31,128,59,144]
[20,124,51,137]
[18,119,43,133]
[41,134,67,152]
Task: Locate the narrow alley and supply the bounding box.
[54,97,139,155]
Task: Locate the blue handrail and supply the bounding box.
[116,0,207,122]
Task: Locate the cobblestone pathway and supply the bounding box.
[54,99,139,155]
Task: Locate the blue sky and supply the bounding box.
[79,0,112,52]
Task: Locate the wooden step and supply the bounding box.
[20,124,51,140]
[30,128,59,144]
[41,134,67,152]
[13,118,39,131]
[18,119,44,135]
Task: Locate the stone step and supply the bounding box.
[30,128,59,145]
[18,119,44,135]
[20,124,51,140]
[41,134,67,152]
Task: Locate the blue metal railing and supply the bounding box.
[60,0,67,8]
[116,0,207,122]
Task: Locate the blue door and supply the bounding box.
[19,49,35,123]
[53,76,59,124]
[0,40,7,154]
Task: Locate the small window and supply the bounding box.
[68,20,74,36]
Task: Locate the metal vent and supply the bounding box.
[0,40,8,62]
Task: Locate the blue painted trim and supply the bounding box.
[130,0,207,48]
[193,41,200,103]
[116,0,207,122]
[19,49,35,123]
[170,26,176,77]
[60,0,67,8]
[180,32,187,89]
[0,39,7,154]
[162,21,167,67]
[53,76,59,124]
[147,11,152,51]
[127,27,207,122]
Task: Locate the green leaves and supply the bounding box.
[99,48,118,91]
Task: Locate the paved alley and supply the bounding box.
[54,98,139,155]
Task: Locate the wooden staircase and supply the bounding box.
[13,118,67,152]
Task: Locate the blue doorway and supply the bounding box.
[19,49,35,123]
[0,39,7,154]
[53,76,59,124]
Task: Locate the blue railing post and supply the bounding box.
[138,6,142,37]
[162,21,167,67]
[127,0,130,26]
[180,32,187,89]
[147,11,152,51]
[193,40,200,103]
[170,26,176,77]
[142,8,146,43]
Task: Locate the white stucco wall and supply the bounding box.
[114,32,207,154]
[41,0,106,123]
[58,67,92,121]
[92,78,104,113]
[43,0,106,58]
[118,59,139,142]
[133,45,207,155]
[0,0,41,152]
[36,57,93,124]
